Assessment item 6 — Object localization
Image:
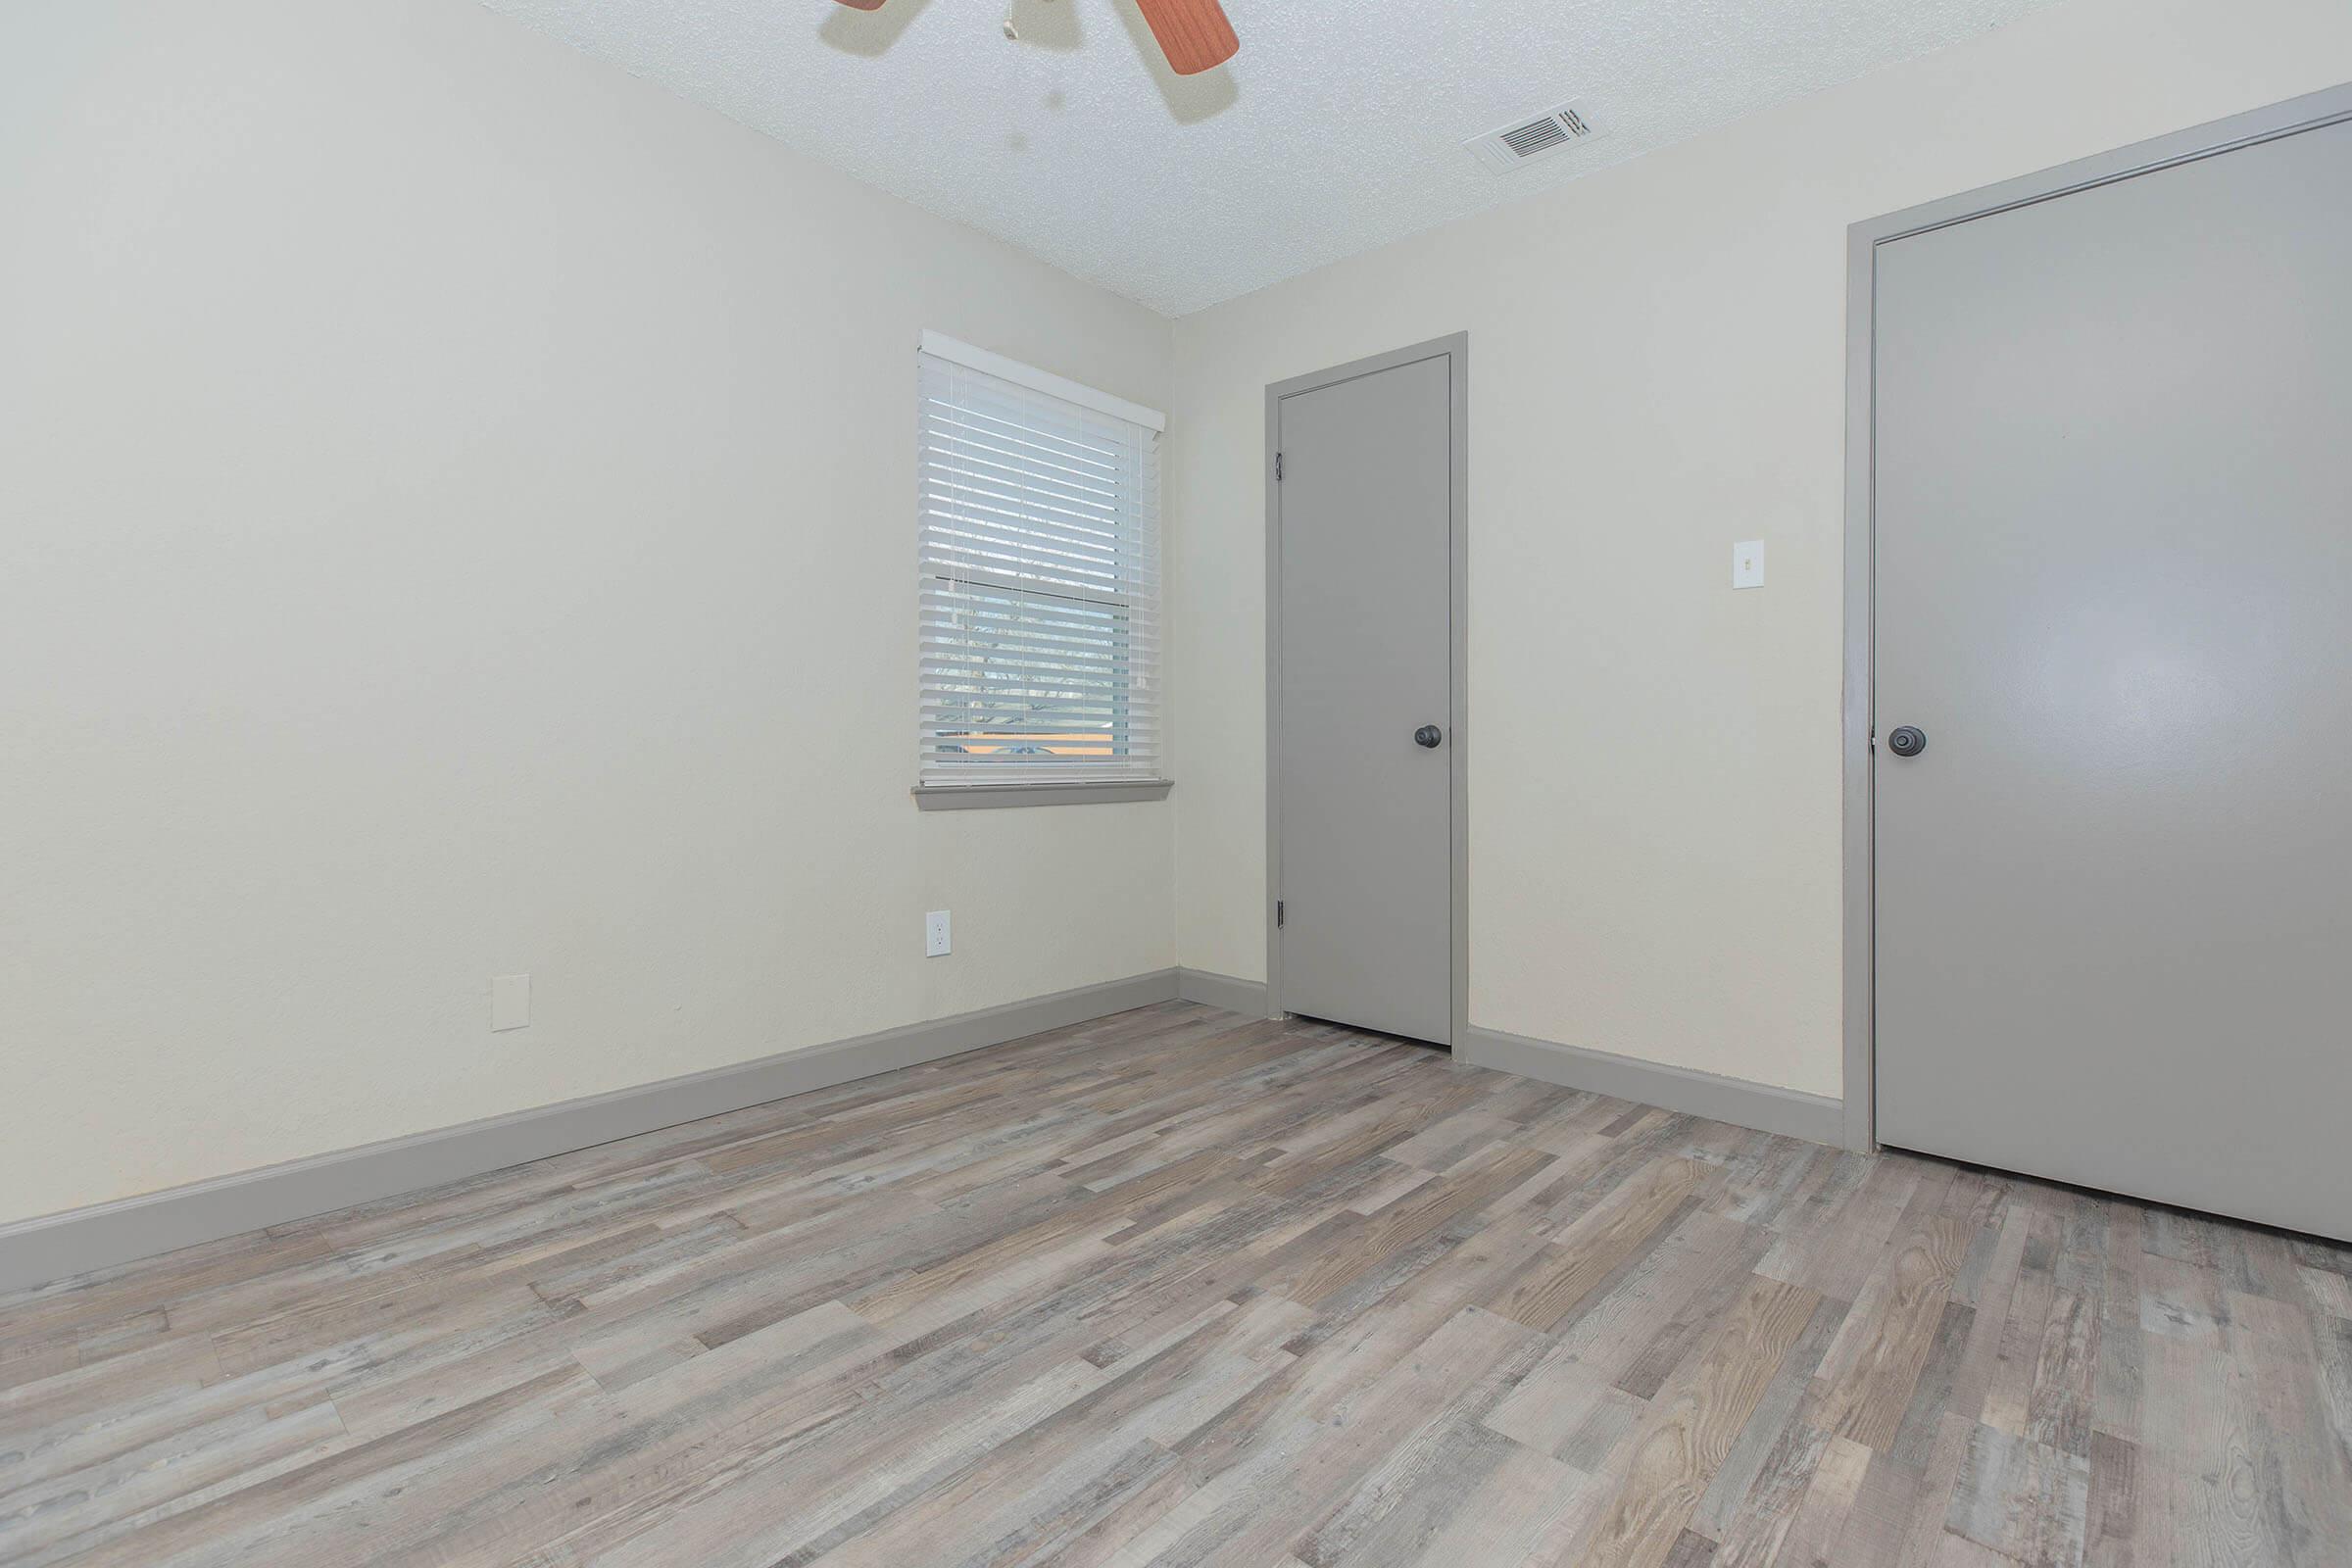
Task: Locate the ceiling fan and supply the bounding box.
[830,0,1239,76]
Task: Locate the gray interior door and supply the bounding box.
[1276,352,1453,1044]
[1874,116,2352,1242]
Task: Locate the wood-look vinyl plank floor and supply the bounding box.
[4,1002,2348,1566]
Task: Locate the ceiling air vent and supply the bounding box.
[1466,103,1603,173]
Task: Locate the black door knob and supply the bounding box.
[1413,725,1444,749]
[1887,725,1927,758]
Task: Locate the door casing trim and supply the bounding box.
[1265,333,1470,1049]
[1841,82,2352,1153]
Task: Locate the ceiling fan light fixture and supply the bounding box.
[829,0,1237,76]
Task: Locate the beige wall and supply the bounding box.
[0,0,1175,1223]
[1168,0,2352,1098]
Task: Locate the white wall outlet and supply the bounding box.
[491,973,531,1032]
[1733,540,1766,589]
[924,910,952,957]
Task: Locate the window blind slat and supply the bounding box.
[923,703,1158,722]
[920,391,1152,454]
[920,576,1157,617]
[920,508,1151,566]
[921,540,1143,593]
[923,560,1155,602]
[923,447,1129,508]
[919,629,1160,661]
[918,632,1160,665]
[920,507,1151,564]
[917,349,1161,786]
[920,743,1159,755]
[921,662,1136,685]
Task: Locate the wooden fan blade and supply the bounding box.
[1132,0,1239,75]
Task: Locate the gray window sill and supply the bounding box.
[911,780,1174,810]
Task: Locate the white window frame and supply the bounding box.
[911,331,1171,809]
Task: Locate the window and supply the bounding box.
[915,333,1166,803]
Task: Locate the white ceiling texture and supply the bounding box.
[479,0,2057,315]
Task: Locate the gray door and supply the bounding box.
[1275,351,1453,1044]
[1874,117,2352,1242]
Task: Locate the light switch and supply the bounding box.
[1733,540,1765,589]
[491,973,531,1032]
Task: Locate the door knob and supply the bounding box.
[1886,725,1927,758]
[1414,725,1444,749]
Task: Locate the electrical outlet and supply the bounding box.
[491,974,531,1032]
[1733,540,1766,589]
[925,910,952,957]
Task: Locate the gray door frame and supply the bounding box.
[1266,333,1470,1048]
[1841,82,2352,1153]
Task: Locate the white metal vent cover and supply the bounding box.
[1465,103,1605,173]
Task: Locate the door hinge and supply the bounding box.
[1275,452,1284,481]
[1276,900,1285,927]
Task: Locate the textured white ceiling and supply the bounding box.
[479,0,2057,316]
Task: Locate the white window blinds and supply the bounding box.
[918,342,1162,786]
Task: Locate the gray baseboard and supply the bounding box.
[0,969,1183,1295]
[1461,1026,1845,1148]
[1174,967,1272,1017]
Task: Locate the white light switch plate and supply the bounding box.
[491,973,531,1032]
[1733,540,1765,589]
[925,910,952,957]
